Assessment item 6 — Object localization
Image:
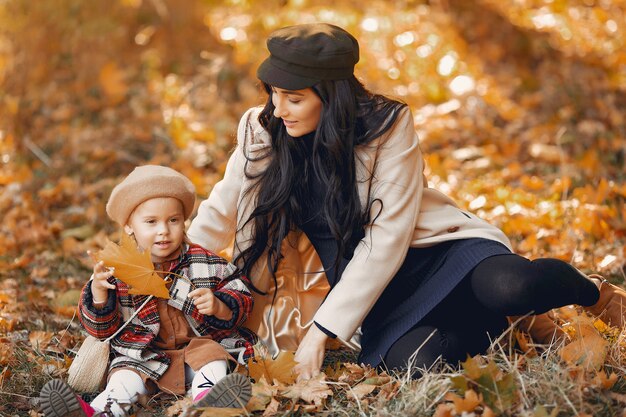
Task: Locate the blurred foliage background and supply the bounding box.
[0,0,625,281]
[0,0,626,414]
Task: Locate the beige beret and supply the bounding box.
[106,165,196,225]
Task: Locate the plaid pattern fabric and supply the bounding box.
[78,243,257,380]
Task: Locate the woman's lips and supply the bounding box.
[283,120,297,128]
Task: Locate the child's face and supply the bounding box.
[124,197,186,263]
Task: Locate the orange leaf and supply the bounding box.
[444,389,482,413]
[433,403,455,417]
[247,345,297,385]
[592,370,618,390]
[560,316,608,370]
[99,62,128,104]
[96,233,169,299]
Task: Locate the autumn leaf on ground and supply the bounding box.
[99,61,128,105]
[591,370,618,390]
[560,314,608,370]
[246,376,282,413]
[280,373,333,407]
[247,344,297,385]
[451,356,518,413]
[445,389,483,413]
[96,233,169,299]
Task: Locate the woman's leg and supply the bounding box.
[383,278,508,377]
[469,254,600,316]
[90,370,148,417]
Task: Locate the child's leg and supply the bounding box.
[189,360,229,400]
[189,360,251,408]
[90,369,148,417]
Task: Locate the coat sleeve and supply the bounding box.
[313,107,425,341]
[187,108,258,254]
[185,246,254,330]
[209,265,254,330]
[78,279,121,340]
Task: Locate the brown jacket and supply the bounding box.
[188,106,511,343]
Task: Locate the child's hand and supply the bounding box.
[188,288,232,321]
[90,252,116,303]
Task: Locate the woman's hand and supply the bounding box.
[188,288,232,321]
[91,258,115,305]
[294,325,328,381]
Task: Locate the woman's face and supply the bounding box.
[271,87,322,137]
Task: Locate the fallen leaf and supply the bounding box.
[261,397,281,417]
[445,389,482,413]
[591,370,618,390]
[280,373,333,406]
[247,345,297,385]
[561,316,608,370]
[29,331,53,352]
[99,62,128,104]
[246,376,279,412]
[349,382,376,400]
[97,233,169,299]
[433,403,455,417]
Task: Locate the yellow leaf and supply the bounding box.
[97,233,170,299]
[247,345,297,385]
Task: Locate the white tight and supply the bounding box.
[90,370,147,417]
[90,361,229,416]
[186,360,229,400]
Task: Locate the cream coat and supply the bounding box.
[188,106,512,343]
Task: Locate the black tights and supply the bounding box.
[382,254,600,377]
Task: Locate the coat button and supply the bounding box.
[447,226,460,233]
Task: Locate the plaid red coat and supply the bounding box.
[78,243,257,380]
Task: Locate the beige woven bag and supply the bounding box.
[67,296,153,393]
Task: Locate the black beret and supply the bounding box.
[257,23,360,90]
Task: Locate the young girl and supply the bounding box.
[188,23,626,380]
[39,165,256,416]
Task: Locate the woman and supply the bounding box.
[189,23,621,379]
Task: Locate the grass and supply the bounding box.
[3,271,626,416]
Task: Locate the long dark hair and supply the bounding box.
[234,76,406,292]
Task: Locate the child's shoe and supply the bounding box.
[584,274,626,327]
[193,373,252,409]
[39,379,96,417]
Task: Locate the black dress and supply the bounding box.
[291,133,511,366]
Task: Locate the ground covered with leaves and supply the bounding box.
[1,0,625,416]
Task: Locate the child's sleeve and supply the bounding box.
[209,264,254,329]
[78,279,121,340]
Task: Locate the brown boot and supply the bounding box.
[583,274,626,327]
[511,312,569,345]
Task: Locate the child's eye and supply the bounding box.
[146,219,156,224]
[288,99,301,104]
[170,218,180,223]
